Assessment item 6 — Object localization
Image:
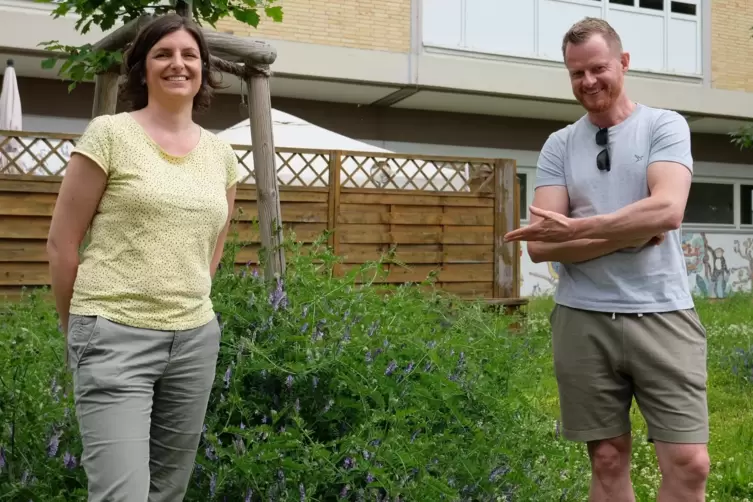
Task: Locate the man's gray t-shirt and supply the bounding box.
[535,103,694,313]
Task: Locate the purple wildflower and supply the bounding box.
[340,485,350,498]
[385,360,397,376]
[365,351,373,364]
[286,375,294,390]
[63,451,77,469]
[294,398,301,413]
[209,473,217,497]
[20,470,29,486]
[404,361,415,374]
[0,446,5,470]
[300,322,309,333]
[299,483,306,501]
[312,377,319,389]
[240,422,246,430]
[489,465,510,481]
[224,367,231,388]
[252,268,259,278]
[410,429,420,443]
[47,430,60,457]
[343,457,355,469]
[367,320,379,337]
[268,277,288,311]
[366,472,375,483]
[205,445,218,461]
[245,488,253,502]
[261,415,268,424]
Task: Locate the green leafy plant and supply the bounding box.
[34,0,283,90]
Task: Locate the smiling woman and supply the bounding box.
[45,13,240,502]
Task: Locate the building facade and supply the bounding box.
[2,0,753,298]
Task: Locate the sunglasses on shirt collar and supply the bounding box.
[596,127,610,172]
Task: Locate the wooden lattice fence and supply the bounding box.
[0,130,521,303]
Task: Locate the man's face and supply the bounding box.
[564,34,629,114]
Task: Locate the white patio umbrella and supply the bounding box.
[0,59,23,173]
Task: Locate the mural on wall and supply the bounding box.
[520,233,753,298]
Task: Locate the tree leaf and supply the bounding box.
[265,6,282,22]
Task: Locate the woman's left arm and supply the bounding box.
[210,184,237,279]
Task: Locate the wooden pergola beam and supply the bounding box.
[201,30,277,65]
[91,14,155,53]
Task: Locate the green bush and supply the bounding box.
[0,235,567,501]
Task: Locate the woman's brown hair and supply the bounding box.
[120,13,223,113]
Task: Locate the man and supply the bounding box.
[503,17,710,502]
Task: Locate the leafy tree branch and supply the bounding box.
[34,0,282,90]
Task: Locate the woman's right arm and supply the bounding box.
[47,154,107,334]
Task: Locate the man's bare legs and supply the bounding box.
[654,442,709,502]
[588,434,636,502]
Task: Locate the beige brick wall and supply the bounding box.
[215,0,412,53]
[711,0,753,92]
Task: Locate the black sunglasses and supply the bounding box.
[596,127,610,172]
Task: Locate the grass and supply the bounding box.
[514,294,753,501]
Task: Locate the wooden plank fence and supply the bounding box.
[0,130,521,303]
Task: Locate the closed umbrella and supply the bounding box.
[0,59,23,173]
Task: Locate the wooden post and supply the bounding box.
[245,63,285,279]
[493,158,517,299]
[327,151,342,274]
[91,72,119,118]
[513,175,521,298]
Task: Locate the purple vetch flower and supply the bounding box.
[426,340,437,349]
[342,326,351,342]
[240,422,246,430]
[385,360,397,376]
[47,430,61,457]
[343,457,355,469]
[367,320,379,337]
[277,468,285,484]
[366,472,375,483]
[286,375,294,390]
[0,446,5,470]
[300,322,309,333]
[362,450,371,460]
[269,277,288,311]
[261,415,268,424]
[365,351,373,364]
[63,451,77,469]
[424,362,432,372]
[489,465,510,482]
[234,437,246,455]
[340,484,350,498]
[252,268,259,278]
[404,361,415,374]
[205,445,218,461]
[299,483,306,501]
[245,488,253,502]
[294,398,301,413]
[209,473,217,497]
[224,367,232,388]
[50,377,61,401]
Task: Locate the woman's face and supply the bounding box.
[144,28,203,106]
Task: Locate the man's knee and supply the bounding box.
[661,445,710,487]
[588,435,632,479]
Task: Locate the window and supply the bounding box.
[517,173,528,220]
[671,1,696,15]
[638,0,663,10]
[740,185,753,225]
[684,182,734,225]
[610,0,634,5]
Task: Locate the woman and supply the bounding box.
[47,13,238,501]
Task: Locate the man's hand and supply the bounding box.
[504,205,577,243]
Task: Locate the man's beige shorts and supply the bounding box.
[550,304,709,444]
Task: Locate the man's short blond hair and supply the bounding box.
[561,17,623,58]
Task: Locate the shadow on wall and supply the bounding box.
[521,232,753,299]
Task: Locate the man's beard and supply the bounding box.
[577,86,618,113]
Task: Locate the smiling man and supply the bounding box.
[503,17,710,502]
